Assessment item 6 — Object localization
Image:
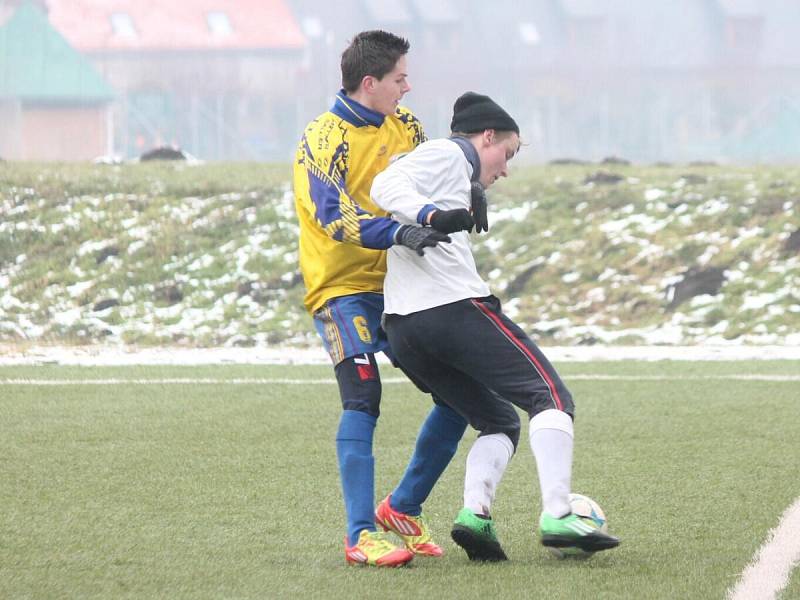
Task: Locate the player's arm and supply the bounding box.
[297,130,449,255]
[297,136,399,250]
[371,145,474,234]
[370,167,433,225]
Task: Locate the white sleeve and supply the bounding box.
[371,141,461,224]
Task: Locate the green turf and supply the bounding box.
[1,362,798,599]
[785,563,800,600]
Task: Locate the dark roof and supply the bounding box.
[0,3,114,102]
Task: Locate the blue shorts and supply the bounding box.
[313,292,391,365]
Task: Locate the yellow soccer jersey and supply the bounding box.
[293,90,425,314]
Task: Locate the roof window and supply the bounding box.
[110,13,137,38]
[519,22,541,45]
[207,11,233,36]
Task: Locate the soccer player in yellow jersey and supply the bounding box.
[293,30,467,566]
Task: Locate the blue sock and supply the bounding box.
[391,404,467,516]
[336,409,378,546]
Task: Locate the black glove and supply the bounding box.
[429,208,474,234]
[470,182,488,233]
[395,225,452,256]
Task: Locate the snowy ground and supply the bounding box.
[1,344,799,365]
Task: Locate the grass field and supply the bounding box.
[2,360,799,599]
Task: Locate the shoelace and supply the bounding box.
[362,532,397,552]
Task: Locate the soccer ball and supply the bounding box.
[547,493,608,559]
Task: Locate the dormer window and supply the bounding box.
[207,11,233,36]
[519,22,541,46]
[301,16,323,40]
[110,13,136,38]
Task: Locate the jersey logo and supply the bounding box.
[353,316,372,343]
[377,145,387,157]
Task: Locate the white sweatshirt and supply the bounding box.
[371,138,490,315]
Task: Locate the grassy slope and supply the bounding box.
[1,161,798,346]
[1,362,799,599]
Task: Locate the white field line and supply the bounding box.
[727,497,800,600]
[1,374,799,385]
[2,345,800,366]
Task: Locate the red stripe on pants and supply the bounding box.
[471,300,564,411]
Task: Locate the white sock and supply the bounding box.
[463,433,514,516]
[529,409,574,518]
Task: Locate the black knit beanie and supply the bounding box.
[450,92,519,134]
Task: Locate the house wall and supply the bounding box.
[12,105,108,160]
[0,101,23,159]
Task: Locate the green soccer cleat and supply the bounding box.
[450,507,508,561]
[538,512,620,553]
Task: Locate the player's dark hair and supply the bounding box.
[341,30,410,93]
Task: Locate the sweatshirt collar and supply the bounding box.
[448,136,481,183]
[331,90,386,127]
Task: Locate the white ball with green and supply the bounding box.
[547,493,609,559]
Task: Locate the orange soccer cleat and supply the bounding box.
[375,495,444,557]
[344,530,415,567]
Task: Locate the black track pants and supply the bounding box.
[384,296,574,444]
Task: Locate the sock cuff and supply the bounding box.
[337,410,377,442]
[476,432,515,458]
[529,409,574,438]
